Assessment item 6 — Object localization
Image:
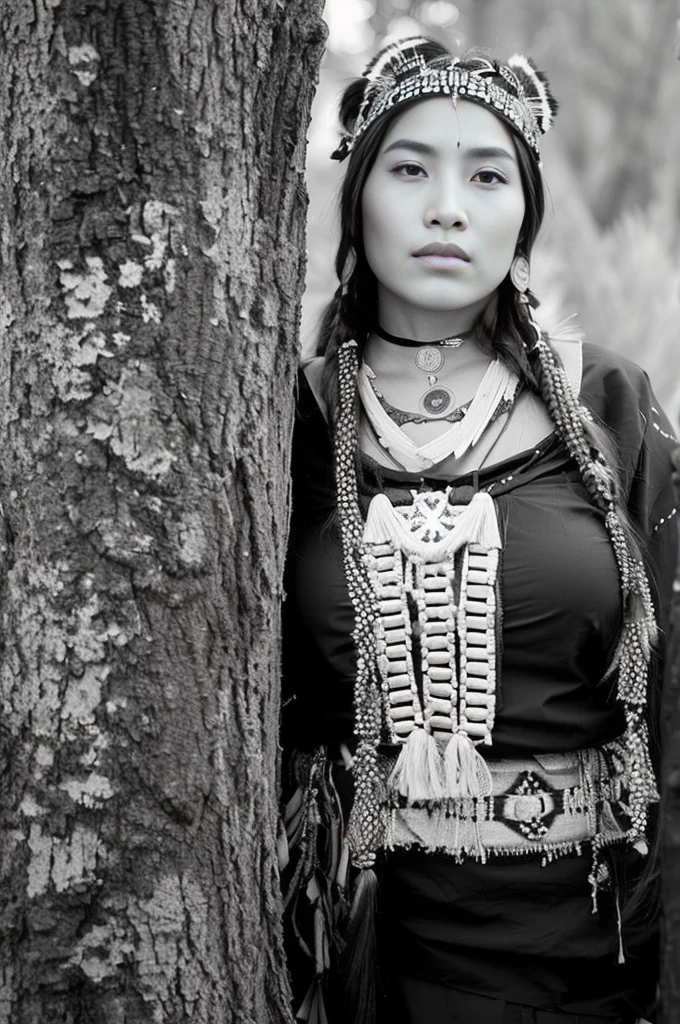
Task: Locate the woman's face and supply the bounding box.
[361,97,526,330]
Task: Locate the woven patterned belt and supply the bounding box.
[383,741,630,864]
[281,736,645,1022]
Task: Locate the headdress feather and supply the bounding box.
[355,37,432,132]
[364,36,431,83]
[507,54,559,134]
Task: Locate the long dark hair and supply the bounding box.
[315,39,660,925]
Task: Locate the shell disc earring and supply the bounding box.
[510,254,531,303]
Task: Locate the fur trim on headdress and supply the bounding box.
[364,35,432,83]
[507,54,559,135]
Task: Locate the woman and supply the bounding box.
[281,37,677,1024]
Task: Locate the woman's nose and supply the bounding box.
[425,182,468,230]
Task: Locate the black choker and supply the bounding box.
[375,324,473,347]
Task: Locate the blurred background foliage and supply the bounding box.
[303,0,680,424]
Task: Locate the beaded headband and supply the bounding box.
[331,37,558,162]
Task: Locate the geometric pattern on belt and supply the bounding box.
[499,770,559,843]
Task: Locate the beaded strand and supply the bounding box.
[336,340,386,866]
[531,334,659,845]
[531,336,615,510]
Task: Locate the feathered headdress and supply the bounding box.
[332,37,559,162]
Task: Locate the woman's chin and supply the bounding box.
[385,291,494,318]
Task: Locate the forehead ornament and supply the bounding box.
[331,37,558,163]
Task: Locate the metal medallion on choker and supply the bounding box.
[375,324,473,420]
[375,324,472,348]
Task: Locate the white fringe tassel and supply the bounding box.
[388,727,445,802]
[444,732,493,798]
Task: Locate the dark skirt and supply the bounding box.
[381,980,645,1024]
[375,848,656,1024]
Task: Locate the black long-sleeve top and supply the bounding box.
[283,343,677,758]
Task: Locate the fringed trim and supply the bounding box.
[296,979,330,1024]
[341,867,380,1024]
[444,731,493,797]
[614,884,625,965]
[388,727,444,801]
[281,747,387,1024]
[386,728,494,803]
[281,750,350,1024]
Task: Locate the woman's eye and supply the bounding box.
[472,168,507,185]
[393,162,426,178]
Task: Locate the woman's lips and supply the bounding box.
[412,242,470,269]
[414,253,470,269]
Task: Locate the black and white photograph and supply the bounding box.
[0,3,678,1023]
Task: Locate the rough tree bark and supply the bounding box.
[0,2,325,1022]
[661,449,680,1023]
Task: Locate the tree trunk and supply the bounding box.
[661,449,680,1023]
[0,2,325,1022]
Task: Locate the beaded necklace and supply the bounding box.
[363,491,500,801]
[362,362,517,427]
[357,358,519,473]
[338,340,505,820]
[336,336,660,876]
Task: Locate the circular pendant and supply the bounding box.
[420,386,455,418]
[415,346,444,373]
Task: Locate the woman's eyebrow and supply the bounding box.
[382,138,436,156]
[382,139,515,162]
[465,145,516,162]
